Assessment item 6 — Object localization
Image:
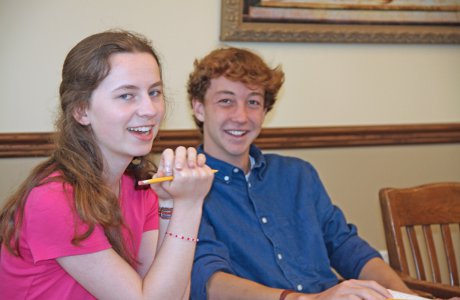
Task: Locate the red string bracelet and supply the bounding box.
[165,231,199,242]
[279,290,295,300]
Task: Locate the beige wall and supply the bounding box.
[1,0,459,252]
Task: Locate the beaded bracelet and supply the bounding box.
[279,290,295,300]
[165,231,199,242]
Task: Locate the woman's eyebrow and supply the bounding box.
[112,80,163,92]
[114,85,137,91]
[150,81,163,89]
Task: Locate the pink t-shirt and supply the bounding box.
[0,174,158,299]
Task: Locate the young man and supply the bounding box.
[187,47,414,300]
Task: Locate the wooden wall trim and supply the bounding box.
[1,123,460,158]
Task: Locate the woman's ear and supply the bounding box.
[192,98,205,122]
[73,106,90,125]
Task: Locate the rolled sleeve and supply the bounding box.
[191,215,234,300]
[329,230,382,279]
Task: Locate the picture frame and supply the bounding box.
[220,0,460,43]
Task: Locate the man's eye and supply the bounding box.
[219,98,232,104]
[248,99,261,106]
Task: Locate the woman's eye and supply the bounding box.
[149,89,162,97]
[119,93,133,101]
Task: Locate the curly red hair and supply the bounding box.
[187,47,284,131]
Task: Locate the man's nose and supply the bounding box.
[231,103,249,123]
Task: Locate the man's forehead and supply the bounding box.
[209,76,264,93]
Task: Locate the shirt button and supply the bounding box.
[233,168,239,173]
[248,183,252,188]
[296,284,303,291]
[224,176,230,181]
[277,253,283,260]
[261,217,268,224]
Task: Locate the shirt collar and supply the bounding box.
[197,144,266,182]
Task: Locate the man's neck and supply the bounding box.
[203,147,251,174]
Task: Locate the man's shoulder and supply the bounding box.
[259,153,321,183]
[263,152,314,170]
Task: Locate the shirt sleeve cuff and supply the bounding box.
[191,261,233,300]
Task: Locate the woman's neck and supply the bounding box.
[103,159,130,197]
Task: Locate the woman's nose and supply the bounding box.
[137,94,158,117]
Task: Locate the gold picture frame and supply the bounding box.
[220,0,460,43]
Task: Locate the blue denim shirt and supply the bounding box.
[191,145,380,299]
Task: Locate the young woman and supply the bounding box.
[0,30,214,299]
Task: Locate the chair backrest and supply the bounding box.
[380,182,460,287]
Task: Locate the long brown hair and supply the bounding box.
[0,30,161,266]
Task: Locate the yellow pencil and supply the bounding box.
[138,169,218,185]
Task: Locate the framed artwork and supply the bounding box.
[220,0,460,43]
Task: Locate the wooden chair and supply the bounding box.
[379,182,460,299]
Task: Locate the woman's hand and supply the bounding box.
[150,146,213,207]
